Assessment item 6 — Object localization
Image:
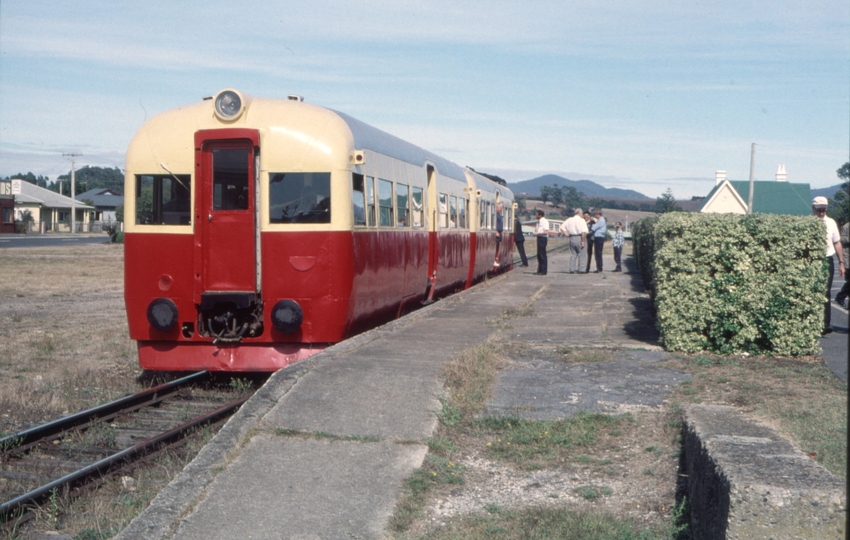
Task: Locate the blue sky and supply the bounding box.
[1,0,847,198]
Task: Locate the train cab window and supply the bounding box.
[411,187,423,227]
[396,183,409,227]
[438,193,448,228]
[352,173,366,226]
[366,176,376,226]
[212,148,249,211]
[269,172,331,223]
[449,196,458,228]
[135,174,191,225]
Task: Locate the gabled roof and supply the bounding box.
[76,188,124,208]
[699,179,811,216]
[13,180,93,210]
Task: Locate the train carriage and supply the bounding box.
[124,89,514,371]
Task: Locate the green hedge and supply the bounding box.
[645,213,826,356]
[631,217,659,296]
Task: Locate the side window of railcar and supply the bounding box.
[459,198,467,229]
[449,196,458,228]
[378,179,393,227]
[366,176,376,226]
[411,187,423,227]
[135,175,191,225]
[479,201,486,228]
[352,173,366,226]
[438,194,448,228]
[268,172,331,224]
[396,183,409,227]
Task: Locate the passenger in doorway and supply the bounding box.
[514,215,529,267]
[534,209,549,275]
[559,208,587,273]
[612,222,625,272]
[813,196,844,334]
[590,209,607,273]
[494,203,504,268]
[583,211,596,273]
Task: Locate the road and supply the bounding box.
[824,263,849,382]
[0,234,112,248]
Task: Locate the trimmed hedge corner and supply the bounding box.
[637,213,825,356]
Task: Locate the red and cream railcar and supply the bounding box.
[124,89,514,372]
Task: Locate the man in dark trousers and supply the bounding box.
[514,215,528,267]
[494,202,504,268]
[534,209,549,275]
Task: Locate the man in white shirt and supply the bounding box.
[813,196,844,334]
[559,208,588,273]
[534,209,549,275]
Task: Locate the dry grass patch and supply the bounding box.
[662,353,847,478]
[0,245,136,436]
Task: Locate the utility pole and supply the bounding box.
[63,153,82,233]
[747,143,755,215]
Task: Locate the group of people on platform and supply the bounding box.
[507,207,623,277]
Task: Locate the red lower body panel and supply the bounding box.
[137,341,327,372]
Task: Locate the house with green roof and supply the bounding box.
[698,168,811,216]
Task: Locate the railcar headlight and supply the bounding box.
[147,298,179,332]
[271,299,303,334]
[214,89,244,120]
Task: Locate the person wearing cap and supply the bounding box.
[812,196,844,334]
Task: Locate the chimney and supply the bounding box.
[775,164,787,181]
[715,170,727,185]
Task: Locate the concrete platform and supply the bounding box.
[115,248,847,539]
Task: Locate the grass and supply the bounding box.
[408,505,678,540]
[474,413,633,471]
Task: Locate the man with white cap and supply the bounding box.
[812,196,844,334]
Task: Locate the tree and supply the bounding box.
[828,162,849,225]
[560,186,584,212]
[539,185,552,205]
[53,166,124,195]
[655,188,681,213]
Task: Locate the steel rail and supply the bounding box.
[0,371,209,453]
[1,395,248,521]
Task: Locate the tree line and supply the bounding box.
[516,183,680,219]
[3,166,124,195]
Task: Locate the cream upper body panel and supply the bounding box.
[125,92,495,233]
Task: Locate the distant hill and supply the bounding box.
[507,174,650,199]
[811,184,845,200]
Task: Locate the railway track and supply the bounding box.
[0,371,252,528]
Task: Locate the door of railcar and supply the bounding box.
[426,165,438,281]
[194,129,260,298]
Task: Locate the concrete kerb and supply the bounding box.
[682,405,846,540]
[114,270,523,539]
